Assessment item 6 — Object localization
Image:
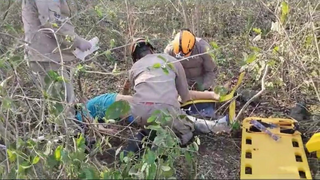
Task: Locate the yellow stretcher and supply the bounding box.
[181,72,245,123]
[240,117,312,179]
[306,133,320,159]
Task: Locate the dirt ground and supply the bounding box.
[196,134,241,179]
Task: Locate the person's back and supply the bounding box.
[130,53,182,108]
[128,38,194,145]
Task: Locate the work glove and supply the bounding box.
[74,36,92,51]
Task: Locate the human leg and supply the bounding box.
[187,115,230,134]
[131,103,195,145]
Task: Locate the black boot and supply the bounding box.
[122,129,155,157]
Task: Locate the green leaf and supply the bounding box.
[82,167,99,179]
[146,162,157,179]
[20,161,32,170]
[104,50,113,60]
[51,23,59,28]
[210,41,219,49]
[27,139,36,148]
[195,136,201,145]
[105,100,131,120]
[161,67,169,75]
[147,115,157,123]
[146,125,163,131]
[47,154,59,168]
[119,151,124,162]
[157,55,167,62]
[167,62,174,70]
[54,145,62,161]
[152,63,161,69]
[95,6,103,18]
[32,156,40,165]
[7,149,16,162]
[184,151,192,164]
[2,97,12,110]
[281,1,289,23]
[76,134,86,149]
[193,141,199,151]
[110,39,116,48]
[231,121,241,130]
[146,150,156,164]
[213,85,228,96]
[252,28,261,34]
[161,165,171,171]
[250,46,261,53]
[245,53,257,64]
[141,162,148,172]
[273,46,279,54]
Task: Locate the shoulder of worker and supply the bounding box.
[34,0,70,14]
[130,53,177,72]
[195,37,211,53]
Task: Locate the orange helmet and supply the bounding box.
[172,29,196,59]
[130,38,154,58]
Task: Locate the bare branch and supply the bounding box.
[234,64,269,122]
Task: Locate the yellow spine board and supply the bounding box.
[305,133,320,159]
[240,117,312,179]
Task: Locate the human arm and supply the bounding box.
[120,78,131,95]
[173,60,191,103]
[34,0,91,51]
[189,90,220,101]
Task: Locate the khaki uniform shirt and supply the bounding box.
[129,53,191,108]
[22,0,78,63]
[164,37,218,90]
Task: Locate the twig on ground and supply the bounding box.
[234,64,269,122]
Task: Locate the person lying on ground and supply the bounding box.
[164,28,218,91]
[75,91,227,128]
[75,92,229,156]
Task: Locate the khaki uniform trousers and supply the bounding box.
[131,102,195,145]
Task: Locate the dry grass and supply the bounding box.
[0,0,319,178]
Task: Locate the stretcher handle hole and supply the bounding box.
[295,154,303,162]
[292,139,299,147]
[246,138,252,145]
[245,167,252,174]
[245,151,252,159]
[299,170,306,178]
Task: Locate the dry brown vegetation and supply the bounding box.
[0,0,319,179]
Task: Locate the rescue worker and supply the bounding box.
[128,38,226,146]
[22,0,92,120]
[164,29,218,91]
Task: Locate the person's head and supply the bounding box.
[172,28,196,59]
[131,38,155,62]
